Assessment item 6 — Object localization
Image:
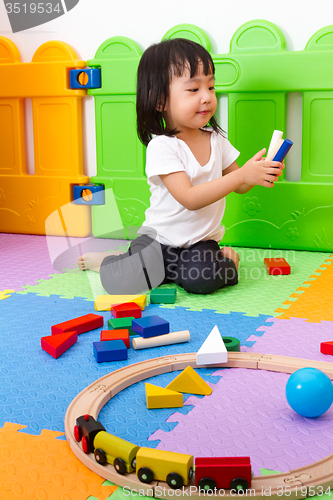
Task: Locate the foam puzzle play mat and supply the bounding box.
[1,19,333,500]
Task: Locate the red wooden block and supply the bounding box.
[100,329,130,348]
[111,302,142,319]
[51,313,103,335]
[41,331,78,358]
[320,342,333,355]
[264,257,291,275]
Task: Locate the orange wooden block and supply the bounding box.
[51,313,103,335]
[264,257,291,275]
[41,331,78,358]
[111,302,142,319]
[100,329,130,348]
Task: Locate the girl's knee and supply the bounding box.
[175,259,238,294]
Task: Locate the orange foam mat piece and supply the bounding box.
[0,422,117,500]
[275,257,333,322]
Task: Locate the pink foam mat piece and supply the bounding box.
[243,316,333,361]
[0,233,127,291]
[151,367,333,475]
[150,317,333,475]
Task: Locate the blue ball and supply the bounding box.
[286,367,333,418]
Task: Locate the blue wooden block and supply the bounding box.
[132,315,169,339]
[93,340,128,363]
[73,184,105,205]
[70,68,101,89]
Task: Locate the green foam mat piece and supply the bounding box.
[101,482,151,500]
[156,248,331,316]
[17,248,331,317]
[17,269,105,301]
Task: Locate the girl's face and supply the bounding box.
[163,61,217,136]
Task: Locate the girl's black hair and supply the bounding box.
[136,38,224,146]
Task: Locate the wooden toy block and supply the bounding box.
[264,257,291,275]
[166,365,212,395]
[196,325,228,366]
[111,302,142,319]
[93,340,128,363]
[51,313,103,335]
[145,383,183,409]
[108,317,136,335]
[267,130,283,156]
[222,336,241,352]
[41,331,78,359]
[132,315,169,339]
[132,330,190,350]
[100,329,130,348]
[266,138,284,161]
[150,289,177,304]
[95,294,146,311]
[320,342,333,355]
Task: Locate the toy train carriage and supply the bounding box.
[136,447,194,489]
[74,414,140,474]
[94,431,140,474]
[195,457,252,492]
[74,414,105,453]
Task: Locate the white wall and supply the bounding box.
[0,0,331,176]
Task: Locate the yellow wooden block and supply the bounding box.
[166,365,212,395]
[94,294,146,311]
[145,383,183,409]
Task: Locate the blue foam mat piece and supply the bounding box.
[0,293,272,439]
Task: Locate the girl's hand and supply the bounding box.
[240,148,284,188]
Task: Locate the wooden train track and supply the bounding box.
[65,352,333,499]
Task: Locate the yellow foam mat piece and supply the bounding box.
[275,257,333,322]
[166,366,212,396]
[95,294,146,311]
[145,383,183,409]
[0,422,117,500]
[0,289,15,300]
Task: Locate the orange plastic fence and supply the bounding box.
[0,37,91,236]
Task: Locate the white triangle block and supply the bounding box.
[196,325,228,365]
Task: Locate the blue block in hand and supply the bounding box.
[93,340,128,363]
[132,315,170,339]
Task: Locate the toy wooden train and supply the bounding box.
[74,414,252,491]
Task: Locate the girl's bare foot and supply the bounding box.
[77,251,124,272]
[220,246,240,271]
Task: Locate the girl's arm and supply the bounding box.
[160,148,284,211]
[223,161,255,194]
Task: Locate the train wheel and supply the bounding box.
[198,478,216,492]
[131,457,137,470]
[94,448,107,465]
[167,473,184,489]
[230,478,249,493]
[74,425,82,442]
[81,436,89,454]
[138,467,154,484]
[114,458,126,475]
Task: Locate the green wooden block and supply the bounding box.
[108,317,136,336]
[150,289,177,304]
[222,336,241,352]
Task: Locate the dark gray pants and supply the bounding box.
[100,235,238,295]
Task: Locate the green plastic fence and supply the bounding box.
[88,21,333,251]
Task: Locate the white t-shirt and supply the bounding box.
[139,130,240,248]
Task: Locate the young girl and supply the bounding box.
[78,38,283,295]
